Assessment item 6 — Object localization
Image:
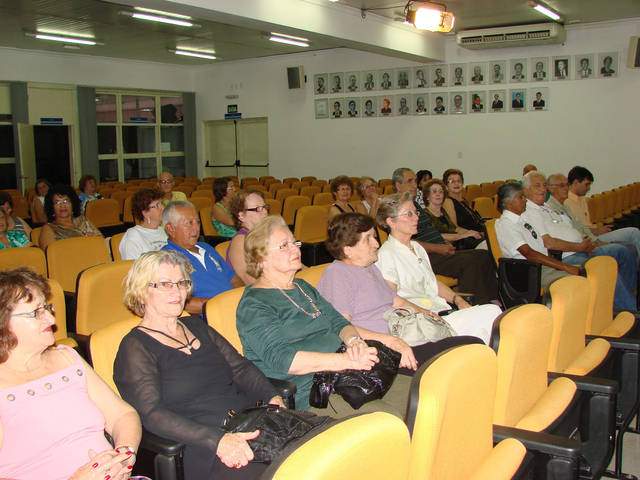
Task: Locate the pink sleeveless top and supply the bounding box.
[0,345,112,480]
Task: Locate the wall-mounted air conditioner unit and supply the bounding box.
[456,22,565,49]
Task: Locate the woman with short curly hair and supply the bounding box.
[119,188,168,260]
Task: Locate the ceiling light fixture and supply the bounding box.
[529,1,561,21]
[133,7,192,20]
[269,32,309,47]
[121,11,197,27]
[405,2,455,32]
[25,32,97,45]
[170,48,216,60]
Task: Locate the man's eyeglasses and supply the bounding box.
[245,205,270,213]
[12,304,54,320]
[270,240,302,251]
[148,280,193,291]
[158,179,174,185]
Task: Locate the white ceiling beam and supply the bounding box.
[111,0,445,62]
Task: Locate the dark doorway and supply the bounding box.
[34,126,71,185]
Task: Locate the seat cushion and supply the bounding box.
[514,377,576,432]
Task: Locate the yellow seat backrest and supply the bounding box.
[312,192,333,206]
[483,218,503,267]
[275,188,297,202]
[283,195,311,225]
[265,198,282,216]
[47,278,78,348]
[110,232,126,261]
[200,206,219,236]
[46,237,111,292]
[0,246,47,276]
[189,196,210,212]
[473,196,499,219]
[85,199,122,227]
[293,206,328,243]
[215,240,231,259]
[75,260,135,336]
[205,287,246,353]
[294,263,329,287]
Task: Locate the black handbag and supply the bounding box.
[222,404,332,463]
[309,340,401,410]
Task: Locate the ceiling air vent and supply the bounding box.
[456,23,565,49]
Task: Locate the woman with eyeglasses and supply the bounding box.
[119,188,168,260]
[38,184,103,250]
[236,216,412,418]
[374,193,500,344]
[211,177,238,238]
[354,176,380,219]
[227,189,270,285]
[327,176,356,222]
[114,251,284,479]
[0,267,141,480]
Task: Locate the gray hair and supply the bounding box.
[356,176,376,197]
[497,182,523,212]
[376,192,413,232]
[391,168,414,193]
[162,200,196,226]
[546,173,566,185]
[522,170,545,189]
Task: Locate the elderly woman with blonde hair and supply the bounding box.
[354,176,380,219]
[114,250,284,479]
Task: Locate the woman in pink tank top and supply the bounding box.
[0,268,141,480]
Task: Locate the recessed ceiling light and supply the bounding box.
[170,49,216,60]
[121,11,197,27]
[269,32,309,47]
[36,29,95,39]
[530,2,561,21]
[26,32,97,45]
[133,7,192,20]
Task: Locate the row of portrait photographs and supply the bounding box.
[313,52,619,95]
[314,88,550,118]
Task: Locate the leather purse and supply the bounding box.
[309,339,401,410]
[222,404,331,463]
[383,306,455,346]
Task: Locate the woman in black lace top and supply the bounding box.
[442,169,485,233]
[113,250,283,479]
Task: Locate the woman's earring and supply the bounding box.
[147,217,151,225]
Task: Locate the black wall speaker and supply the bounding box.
[287,66,305,89]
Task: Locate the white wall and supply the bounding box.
[193,19,640,192]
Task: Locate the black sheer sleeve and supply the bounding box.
[204,325,278,402]
[113,334,223,453]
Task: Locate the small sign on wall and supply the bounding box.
[40,117,63,125]
[227,104,238,114]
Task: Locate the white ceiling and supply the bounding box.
[0,0,638,65]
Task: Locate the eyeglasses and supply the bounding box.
[394,210,420,218]
[245,204,270,213]
[336,187,351,192]
[12,304,54,320]
[148,280,193,291]
[54,199,70,206]
[270,240,302,251]
[447,179,463,184]
[523,223,538,239]
[363,184,377,189]
[158,179,174,185]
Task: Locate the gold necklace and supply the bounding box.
[264,277,321,319]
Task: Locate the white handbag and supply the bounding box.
[383,306,455,346]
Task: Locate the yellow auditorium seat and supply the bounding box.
[294,263,329,287]
[473,196,500,219]
[48,278,78,348]
[204,287,246,353]
[265,198,282,216]
[282,195,311,225]
[110,232,126,261]
[188,196,210,212]
[200,207,220,237]
[275,188,296,203]
[0,246,47,276]
[85,199,123,228]
[312,192,333,206]
[214,240,230,259]
[299,186,321,199]
[191,189,214,200]
[46,236,111,293]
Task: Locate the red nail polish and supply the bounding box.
[105,475,111,480]
[92,463,99,469]
[127,450,134,455]
[127,466,133,470]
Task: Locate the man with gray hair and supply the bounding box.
[522,171,636,310]
[392,167,498,304]
[161,201,239,314]
[495,182,578,288]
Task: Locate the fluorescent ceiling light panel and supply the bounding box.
[29,33,97,45]
[533,4,561,20]
[134,7,192,20]
[131,13,194,27]
[172,49,216,59]
[269,32,309,47]
[270,32,309,42]
[36,29,95,39]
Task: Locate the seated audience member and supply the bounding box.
[32,178,51,224]
[495,182,580,288]
[442,168,485,234]
[392,168,498,305]
[327,176,356,222]
[77,174,103,214]
[0,267,141,480]
[211,177,238,238]
[39,184,103,250]
[564,166,640,259]
[114,251,283,479]
[161,201,239,314]
[157,171,187,206]
[522,171,636,310]
[422,179,486,250]
[0,191,32,238]
[317,213,483,367]
[227,189,270,285]
[374,196,500,344]
[0,210,30,249]
[354,176,380,218]
[415,169,433,209]
[522,164,538,176]
[236,215,412,417]
[119,188,168,260]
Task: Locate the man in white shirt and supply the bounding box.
[495,182,578,288]
[522,171,637,310]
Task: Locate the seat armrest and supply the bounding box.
[493,425,580,459]
[268,377,297,409]
[140,428,185,456]
[547,371,618,395]
[586,335,640,351]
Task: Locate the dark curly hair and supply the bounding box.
[213,177,232,202]
[131,188,164,223]
[0,191,12,209]
[44,184,82,222]
[0,268,50,363]
[326,212,376,260]
[330,176,354,200]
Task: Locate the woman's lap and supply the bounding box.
[443,304,501,344]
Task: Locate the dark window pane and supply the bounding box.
[99,159,118,183]
[96,94,117,123]
[124,158,156,181]
[162,156,185,178]
[161,97,183,123]
[97,126,117,154]
[160,126,184,152]
[122,126,155,153]
[0,125,15,157]
[122,95,155,123]
[0,164,17,189]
